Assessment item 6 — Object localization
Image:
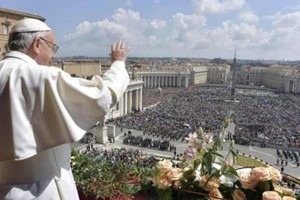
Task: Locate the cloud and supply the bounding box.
[265,12,300,59]
[62,8,208,57]
[65,20,126,41]
[171,13,206,30]
[192,0,246,14]
[270,11,300,29]
[223,21,257,40]
[112,8,141,23]
[60,1,300,60]
[264,10,300,49]
[62,8,144,56]
[238,11,259,23]
[150,19,166,29]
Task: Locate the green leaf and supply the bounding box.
[211,151,224,158]
[120,183,141,195]
[193,159,202,170]
[202,153,213,173]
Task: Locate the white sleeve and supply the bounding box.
[0,60,129,161]
[92,60,130,106]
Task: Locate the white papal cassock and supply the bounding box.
[0,51,129,199]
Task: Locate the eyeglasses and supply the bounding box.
[39,37,59,53]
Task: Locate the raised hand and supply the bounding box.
[110,41,128,62]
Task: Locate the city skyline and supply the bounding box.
[1,0,300,60]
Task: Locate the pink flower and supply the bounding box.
[282,196,297,200]
[203,132,213,144]
[273,184,295,196]
[251,167,272,182]
[153,176,172,189]
[166,168,183,181]
[209,188,223,200]
[157,159,173,174]
[184,146,197,159]
[281,187,295,197]
[268,166,282,182]
[262,191,282,200]
[238,171,258,190]
[185,132,198,143]
[199,175,220,191]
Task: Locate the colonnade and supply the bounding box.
[285,78,300,93]
[141,73,189,88]
[121,87,143,114]
[107,80,143,119]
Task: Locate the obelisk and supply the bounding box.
[230,51,237,101]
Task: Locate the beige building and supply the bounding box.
[241,65,300,93]
[134,63,230,88]
[207,64,231,84]
[0,7,46,59]
[59,61,102,78]
[241,66,264,86]
[189,66,208,85]
[284,69,300,93]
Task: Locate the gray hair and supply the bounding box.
[8,31,49,53]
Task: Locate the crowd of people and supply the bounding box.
[111,84,300,152]
[276,149,300,168]
[122,134,177,152]
[82,146,159,168]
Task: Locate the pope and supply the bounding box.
[0,18,129,200]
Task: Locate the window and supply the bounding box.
[2,17,11,34]
[2,24,9,34]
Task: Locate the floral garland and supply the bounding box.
[150,118,299,200]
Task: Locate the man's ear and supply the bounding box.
[31,38,41,54]
[26,38,40,58]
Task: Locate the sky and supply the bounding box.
[1,0,300,60]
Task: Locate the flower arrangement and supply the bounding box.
[149,117,300,200]
[71,150,153,200]
[71,117,300,200]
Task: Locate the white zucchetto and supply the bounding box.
[10,18,52,34]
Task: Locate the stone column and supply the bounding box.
[135,90,139,110]
[297,79,300,93]
[128,91,132,113]
[158,76,160,87]
[147,76,150,87]
[185,76,189,87]
[139,88,143,110]
[178,75,181,87]
[123,91,128,115]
